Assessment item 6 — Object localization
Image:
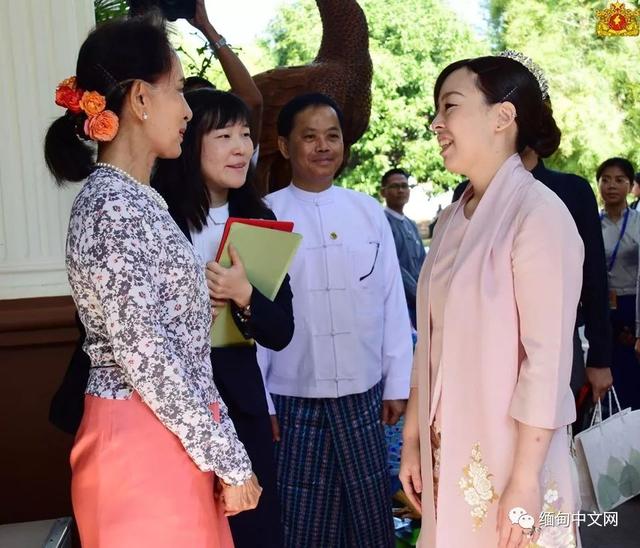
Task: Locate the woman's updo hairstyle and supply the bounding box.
[433,55,561,158]
[44,13,173,184]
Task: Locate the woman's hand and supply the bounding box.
[399,439,422,515]
[206,245,253,308]
[634,338,640,360]
[188,0,213,34]
[497,475,541,548]
[498,422,551,547]
[220,473,262,517]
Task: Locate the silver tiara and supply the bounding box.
[498,50,549,100]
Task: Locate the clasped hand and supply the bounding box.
[217,473,262,517]
[497,475,541,548]
[205,244,252,318]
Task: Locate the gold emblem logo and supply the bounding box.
[596,2,640,36]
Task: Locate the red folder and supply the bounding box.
[215,217,294,262]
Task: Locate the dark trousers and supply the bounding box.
[609,295,640,410]
[226,407,283,548]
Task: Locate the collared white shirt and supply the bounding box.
[601,207,640,295]
[190,203,229,266]
[384,206,405,221]
[259,183,413,400]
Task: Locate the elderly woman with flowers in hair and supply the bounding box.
[44,14,260,548]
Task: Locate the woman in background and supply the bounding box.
[597,157,640,410]
[153,88,293,548]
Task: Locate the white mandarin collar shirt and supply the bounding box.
[287,182,335,204]
[259,183,413,401]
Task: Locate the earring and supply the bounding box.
[143,112,148,120]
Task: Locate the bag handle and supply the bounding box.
[589,386,624,430]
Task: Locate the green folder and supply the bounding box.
[210,223,302,347]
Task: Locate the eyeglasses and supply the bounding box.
[385,183,410,190]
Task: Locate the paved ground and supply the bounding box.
[581,496,640,547]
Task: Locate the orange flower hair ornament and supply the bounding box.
[55,76,119,142]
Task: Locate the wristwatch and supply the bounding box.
[240,303,251,318]
[211,36,229,58]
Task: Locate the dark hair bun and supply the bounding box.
[528,101,561,158]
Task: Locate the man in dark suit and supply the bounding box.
[452,147,613,403]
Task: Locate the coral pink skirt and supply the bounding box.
[71,393,233,548]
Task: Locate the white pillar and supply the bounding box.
[0,0,95,299]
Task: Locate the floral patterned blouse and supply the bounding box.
[65,165,252,485]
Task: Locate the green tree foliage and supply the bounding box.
[259,0,488,194]
[489,0,640,183]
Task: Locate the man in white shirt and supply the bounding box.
[260,93,413,548]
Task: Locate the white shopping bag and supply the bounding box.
[571,428,597,513]
[573,388,640,512]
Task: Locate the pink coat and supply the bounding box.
[412,154,583,547]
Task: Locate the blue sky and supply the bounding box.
[177,0,487,45]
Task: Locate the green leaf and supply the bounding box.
[628,448,640,471]
[619,464,640,498]
[597,474,620,510]
[606,455,625,481]
[94,0,128,23]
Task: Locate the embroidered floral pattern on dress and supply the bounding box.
[534,477,577,548]
[431,425,442,515]
[458,443,499,530]
[66,166,252,485]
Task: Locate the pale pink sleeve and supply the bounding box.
[509,197,584,429]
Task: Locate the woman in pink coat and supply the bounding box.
[400,53,583,548]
